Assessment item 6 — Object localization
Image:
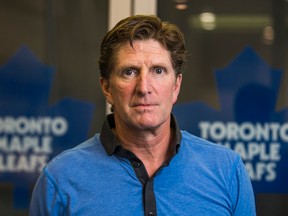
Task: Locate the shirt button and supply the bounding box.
[132,160,141,168]
[148,211,154,216]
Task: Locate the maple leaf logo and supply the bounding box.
[0,46,95,208]
[173,47,288,193]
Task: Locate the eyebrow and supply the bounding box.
[117,64,141,72]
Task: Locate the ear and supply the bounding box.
[100,77,114,105]
[173,74,182,104]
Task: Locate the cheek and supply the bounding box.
[157,85,175,106]
[110,83,133,102]
[162,81,180,99]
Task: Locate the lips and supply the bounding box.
[135,104,152,107]
[132,103,157,107]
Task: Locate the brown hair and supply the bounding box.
[98,15,187,80]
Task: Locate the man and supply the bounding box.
[30,15,256,216]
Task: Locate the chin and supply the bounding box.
[135,118,167,130]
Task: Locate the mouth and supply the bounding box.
[132,103,156,107]
[132,103,157,109]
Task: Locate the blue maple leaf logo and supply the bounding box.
[0,46,95,208]
[173,47,288,193]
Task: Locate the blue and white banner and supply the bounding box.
[0,46,95,208]
[173,47,288,193]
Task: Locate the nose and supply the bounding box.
[136,71,151,96]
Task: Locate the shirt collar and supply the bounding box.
[99,113,182,156]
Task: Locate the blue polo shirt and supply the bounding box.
[30,114,256,216]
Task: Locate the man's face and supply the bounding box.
[100,39,182,131]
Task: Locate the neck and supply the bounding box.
[114,120,174,177]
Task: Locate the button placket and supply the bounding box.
[130,157,157,216]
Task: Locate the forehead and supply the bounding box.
[115,39,172,66]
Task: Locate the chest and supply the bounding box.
[62,157,233,216]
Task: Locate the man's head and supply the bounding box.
[99,15,187,132]
[99,15,187,80]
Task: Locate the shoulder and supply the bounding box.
[44,134,105,174]
[179,130,242,170]
[181,130,237,154]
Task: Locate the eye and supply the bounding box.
[154,67,166,74]
[122,68,137,77]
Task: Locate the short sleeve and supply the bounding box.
[29,168,65,216]
[230,156,256,216]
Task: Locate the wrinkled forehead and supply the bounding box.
[111,39,173,68]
